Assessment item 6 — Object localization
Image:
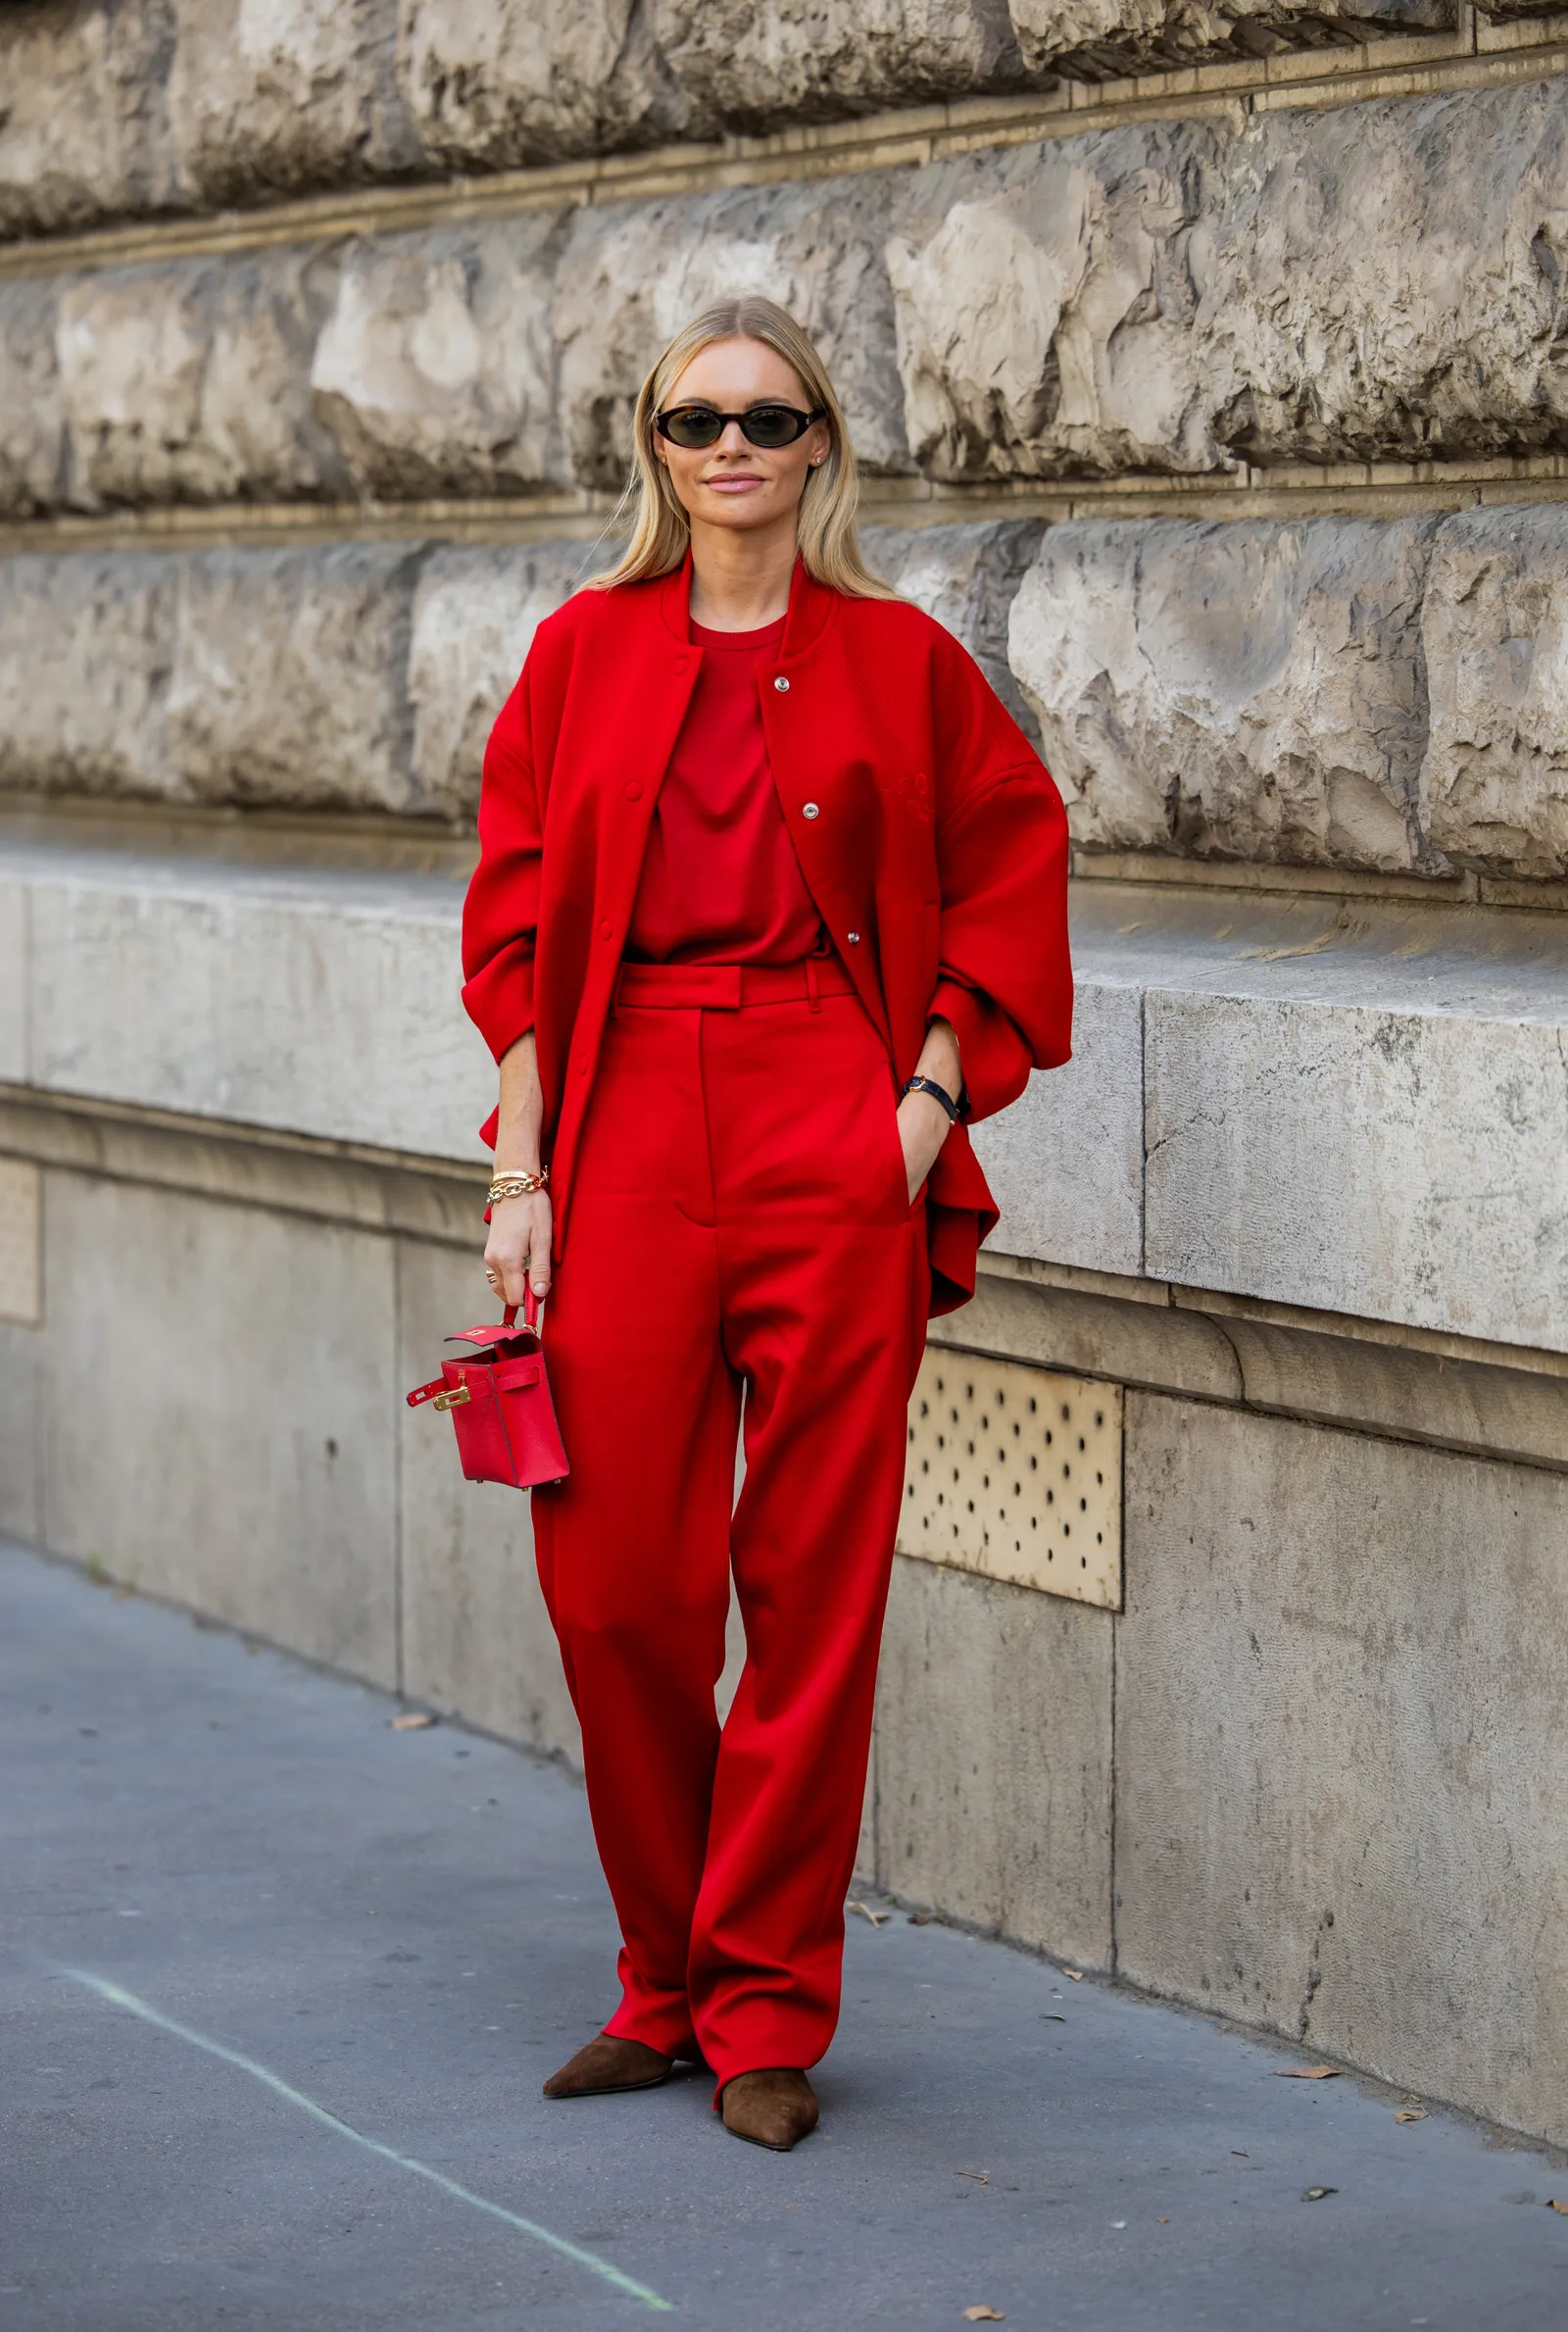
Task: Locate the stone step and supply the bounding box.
[4,838,1564,1351]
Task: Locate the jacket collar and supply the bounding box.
[654,549,839,658]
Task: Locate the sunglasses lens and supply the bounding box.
[662,409,723,448]
[742,406,802,447]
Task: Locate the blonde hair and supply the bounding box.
[589,297,898,600]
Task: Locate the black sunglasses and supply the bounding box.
[654,402,827,451]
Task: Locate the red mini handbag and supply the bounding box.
[406,1287,568,1490]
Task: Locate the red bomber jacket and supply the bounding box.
[462,555,1073,1316]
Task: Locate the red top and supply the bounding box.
[625,615,825,966]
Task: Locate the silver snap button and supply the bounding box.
[774,675,790,692]
[802,801,819,819]
[847,930,860,943]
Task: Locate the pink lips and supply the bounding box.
[704,475,765,492]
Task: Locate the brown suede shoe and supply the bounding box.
[542,2034,673,2099]
[719,2068,819,2152]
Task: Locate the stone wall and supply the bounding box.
[4,0,1568,2154]
[12,78,1568,506]
[0,0,1466,236]
[9,69,1568,876]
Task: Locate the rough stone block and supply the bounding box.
[56,250,347,511]
[310,220,570,500]
[555,174,912,490]
[651,0,1028,129]
[409,541,609,819]
[873,1555,1113,1968]
[1201,86,1568,470]
[862,518,1045,738]
[0,282,64,518]
[1143,985,1568,1351]
[1009,0,1448,81]
[24,855,492,1161]
[166,545,421,811]
[395,0,693,169]
[168,0,418,207]
[1117,1396,1568,2149]
[35,1168,400,1685]
[397,1237,580,1765]
[890,84,1568,485]
[0,0,176,238]
[0,540,591,816]
[1008,517,1439,871]
[1419,505,1568,881]
[0,554,175,798]
[888,127,1221,481]
[971,976,1146,1276]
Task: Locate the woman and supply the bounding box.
[463,297,1072,2153]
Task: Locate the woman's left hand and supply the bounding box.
[897,1088,953,1204]
[897,1015,963,1204]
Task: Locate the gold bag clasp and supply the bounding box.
[432,1382,471,1412]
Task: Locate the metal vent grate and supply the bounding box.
[0,1157,41,1326]
[900,1349,1122,1609]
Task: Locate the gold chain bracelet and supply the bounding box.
[487,1168,550,1207]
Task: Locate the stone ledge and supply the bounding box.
[0,1085,487,1250]
[981,877,1568,1349]
[4,838,1567,1357]
[4,1075,1565,1474]
[0,840,495,1161]
[14,457,1568,565]
[935,1268,1568,1471]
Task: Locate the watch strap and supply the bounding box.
[902,1073,961,1123]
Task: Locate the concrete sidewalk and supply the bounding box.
[3,1540,1564,2332]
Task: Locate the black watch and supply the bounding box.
[902,1073,961,1123]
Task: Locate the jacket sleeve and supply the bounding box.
[927,640,1074,1122]
[461,663,541,1065]
[927,972,1034,1124]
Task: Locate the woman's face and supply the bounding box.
[654,336,831,537]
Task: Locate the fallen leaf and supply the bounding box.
[1301,2187,1338,2203]
[1394,2109,1427,2124]
[1062,1968,1083,1981]
[1231,2151,1249,2158]
[1274,2065,1340,2080]
[1155,2216,1169,2224]
[847,1900,890,1927]
[954,2169,989,2184]
[962,2310,1004,2323]
[908,1911,944,1926]
[391,1712,435,1731]
[1549,2200,1568,2216]
[1041,2012,1066,2022]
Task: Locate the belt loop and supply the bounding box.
[610,962,621,1018]
[806,956,820,1014]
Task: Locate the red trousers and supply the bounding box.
[531,956,930,2085]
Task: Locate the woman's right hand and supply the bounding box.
[484,1190,553,1305]
[486,1031,551,1306]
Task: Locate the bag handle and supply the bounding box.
[504,1284,543,1338]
